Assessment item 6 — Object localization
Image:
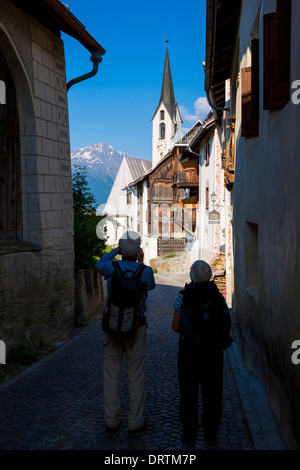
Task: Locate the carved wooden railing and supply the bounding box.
[177,168,199,184]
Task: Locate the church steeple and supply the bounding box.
[159,40,176,118]
[152,40,177,121]
[152,40,182,167]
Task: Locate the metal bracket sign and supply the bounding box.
[209,210,220,224]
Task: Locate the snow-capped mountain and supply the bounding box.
[71,143,125,207]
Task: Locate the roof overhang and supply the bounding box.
[11,0,105,55]
[189,118,217,152]
[204,0,241,109]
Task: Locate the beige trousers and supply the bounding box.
[103,323,147,430]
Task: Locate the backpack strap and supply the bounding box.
[133,263,148,301]
[132,263,146,280]
[112,260,123,277]
[112,260,146,280]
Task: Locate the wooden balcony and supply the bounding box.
[172,168,199,188]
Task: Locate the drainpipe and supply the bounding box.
[67,51,103,91]
[206,89,230,113]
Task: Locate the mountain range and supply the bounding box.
[71,143,126,208]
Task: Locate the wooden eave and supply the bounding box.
[189,119,216,152]
[11,0,105,55]
[205,0,241,109]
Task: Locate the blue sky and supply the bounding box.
[62,0,209,161]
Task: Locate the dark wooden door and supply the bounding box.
[0,48,21,241]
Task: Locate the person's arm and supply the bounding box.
[136,248,144,263]
[142,266,156,291]
[172,292,183,333]
[218,296,231,335]
[172,310,182,333]
[95,247,120,278]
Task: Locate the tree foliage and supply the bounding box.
[72,165,107,269]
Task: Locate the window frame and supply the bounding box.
[160,122,165,139]
[204,142,210,166]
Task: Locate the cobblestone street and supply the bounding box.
[0,273,286,452]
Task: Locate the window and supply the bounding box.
[204,143,210,166]
[205,186,209,210]
[160,123,165,139]
[241,39,259,137]
[126,191,132,205]
[147,210,151,236]
[245,222,258,294]
[263,0,291,109]
[0,49,22,242]
[160,110,164,120]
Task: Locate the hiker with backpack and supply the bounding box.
[172,260,232,448]
[96,230,155,434]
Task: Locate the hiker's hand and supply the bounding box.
[136,248,144,263]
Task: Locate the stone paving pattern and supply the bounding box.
[0,272,286,450]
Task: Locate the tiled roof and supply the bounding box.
[125,157,152,182]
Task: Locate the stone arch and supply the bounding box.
[0,23,42,245]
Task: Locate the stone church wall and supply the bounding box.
[0,1,75,352]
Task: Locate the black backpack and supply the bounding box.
[180,282,233,350]
[102,260,147,339]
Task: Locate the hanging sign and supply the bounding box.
[209,210,220,224]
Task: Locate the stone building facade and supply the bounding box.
[204,0,300,449]
[0,0,105,351]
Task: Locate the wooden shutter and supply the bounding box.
[277,0,291,83]
[251,39,259,123]
[241,67,259,137]
[263,13,290,109]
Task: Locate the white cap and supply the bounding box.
[119,230,141,257]
[190,260,212,283]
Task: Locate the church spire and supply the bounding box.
[159,39,176,118]
[151,39,182,167]
[152,39,177,121]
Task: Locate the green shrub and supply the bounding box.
[72,165,107,268]
[163,253,178,259]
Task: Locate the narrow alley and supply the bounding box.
[0,272,285,452]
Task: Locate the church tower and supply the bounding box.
[152,40,182,167]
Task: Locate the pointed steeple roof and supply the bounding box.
[152,41,177,120]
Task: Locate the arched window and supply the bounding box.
[160,123,165,139]
[160,110,164,120]
[0,49,21,241]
